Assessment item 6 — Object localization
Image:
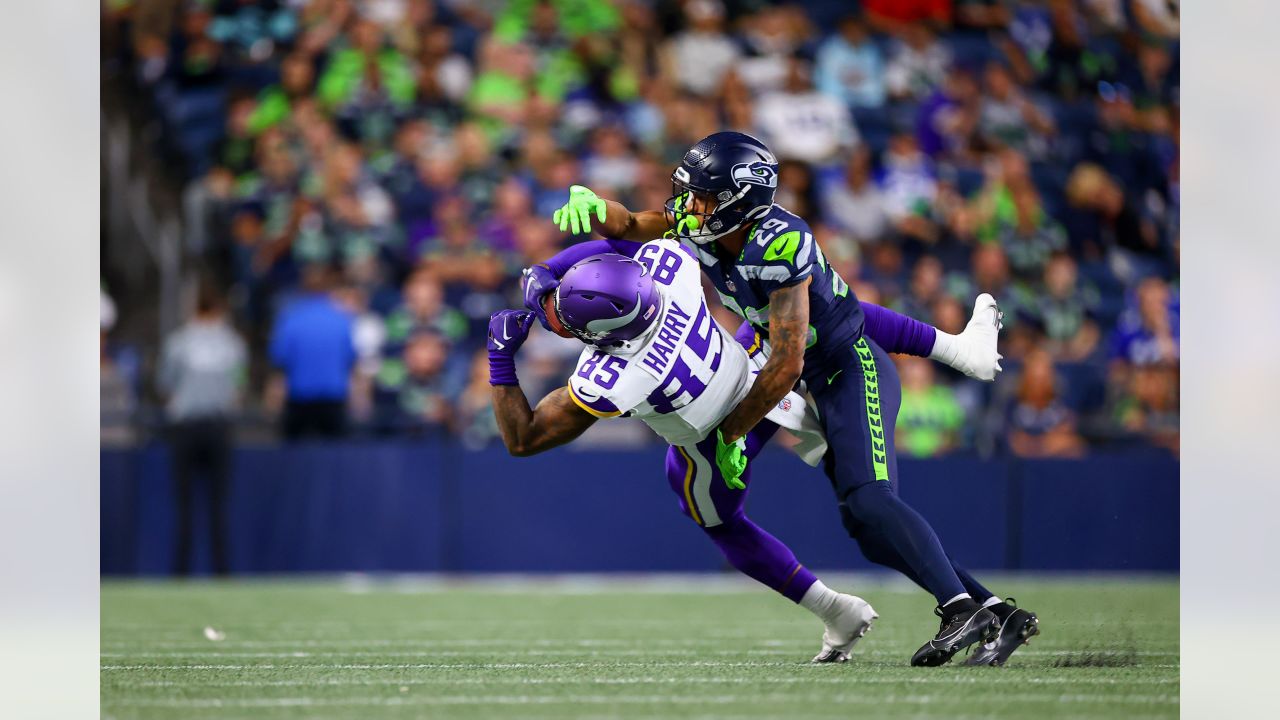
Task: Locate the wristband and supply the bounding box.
[488,351,519,386]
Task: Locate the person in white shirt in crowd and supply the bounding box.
[663,0,741,98]
[822,145,891,243]
[755,57,859,166]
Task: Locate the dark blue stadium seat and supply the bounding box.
[852,105,893,153]
[944,34,996,69]
[800,0,862,31]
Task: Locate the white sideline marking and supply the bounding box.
[130,675,1180,689]
[99,637,1181,650]
[101,648,1180,659]
[102,659,1181,672]
[104,692,1178,709]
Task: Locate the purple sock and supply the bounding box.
[861,302,937,358]
[705,516,818,604]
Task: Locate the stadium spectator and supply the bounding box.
[1027,253,1101,362]
[1110,276,1179,368]
[977,60,1056,158]
[415,24,474,109]
[1065,162,1164,274]
[372,330,454,436]
[884,25,951,102]
[814,16,886,109]
[157,281,246,575]
[383,270,468,352]
[1112,364,1180,456]
[879,132,939,227]
[896,356,967,457]
[248,52,317,135]
[663,0,740,98]
[1006,349,1086,458]
[980,180,1068,282]
[268,264,357,439]
[822,145,891,243]
[915,66,981,160]
[755,57,859,166]
[775,161,820,222]
[899,256,947,324]
[317,18,416,114]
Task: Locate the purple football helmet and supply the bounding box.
[554,254,661,347]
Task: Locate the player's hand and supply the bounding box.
[488,310,536,356]
[553,184,607,235]
[715,428,748,490]
[521,264,559,330]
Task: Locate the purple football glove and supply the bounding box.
[521,264,559,331]
[488,310,536,355]
[488,310,536,386]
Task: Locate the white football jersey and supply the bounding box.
[565,238,826,462]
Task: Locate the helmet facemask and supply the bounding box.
[664,181,753,245]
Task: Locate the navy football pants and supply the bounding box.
[811,336,992,606]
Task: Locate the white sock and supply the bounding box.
[981,596,1004,609]
[942,593,972,608]
[799,580,842,623]
[929,329,961,367]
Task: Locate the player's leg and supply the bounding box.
[815,336,997,665]
[665,425,876,662]
[666,423,810,596]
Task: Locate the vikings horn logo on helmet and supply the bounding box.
[731,162,778,189]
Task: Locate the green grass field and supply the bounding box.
[102,575,1178,719]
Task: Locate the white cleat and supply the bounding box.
[953,293,1005,382]
[811,594,878,663]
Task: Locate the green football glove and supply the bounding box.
[715,428,748,490]
[552,184,608,235]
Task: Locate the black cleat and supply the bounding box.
[910,604,1000,667]
[964,600,1039,667]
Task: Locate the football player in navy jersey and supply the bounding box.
[540,131,1038,667]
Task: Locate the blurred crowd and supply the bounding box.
[101,0,1178,458]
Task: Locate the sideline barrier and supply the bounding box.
[100,442,1178,575]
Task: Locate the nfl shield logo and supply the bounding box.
[779,397,792,411]
[726,280,737,292]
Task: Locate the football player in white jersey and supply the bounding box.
[488,237,1004,663]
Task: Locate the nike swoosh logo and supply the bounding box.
[503,319,512,341]
[584,293,643,334]
[827,370,843,385]
[932,613,986,648]
[575,388,600,401]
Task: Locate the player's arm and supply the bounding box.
[491,385,597,457]
[553,184,669,241]
[718,277,812,443]
[487,309,596,457]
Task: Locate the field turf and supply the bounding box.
[102,575,1178,719]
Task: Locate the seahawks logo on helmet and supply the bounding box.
[731,161,778,189]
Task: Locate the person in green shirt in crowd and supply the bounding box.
[317,18,416,112]
[896,356,967,458]
[247,52,317,135]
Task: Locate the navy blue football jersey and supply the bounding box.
[680,204,865,388]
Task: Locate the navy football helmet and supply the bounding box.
[665,131,779,245]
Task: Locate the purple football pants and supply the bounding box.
[664,422,819,603]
